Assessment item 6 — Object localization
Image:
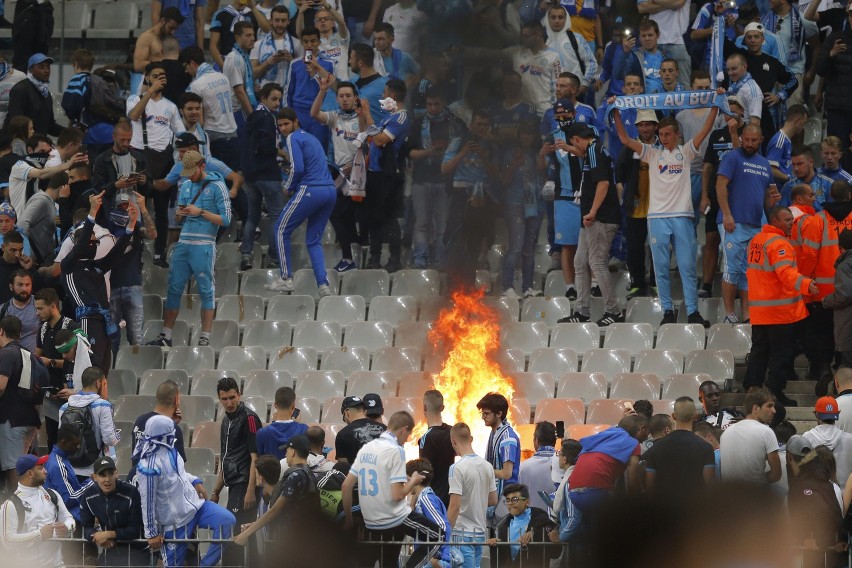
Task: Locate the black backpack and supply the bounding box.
[1,488,59,531]
[6,344,51,405]
[60,404,101,467]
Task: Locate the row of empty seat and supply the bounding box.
[0,1,152,40]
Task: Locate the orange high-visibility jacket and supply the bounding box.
[746,225,812,325]
[797,209,852,301]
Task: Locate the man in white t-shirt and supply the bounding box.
[298,4,349,81]
[447,422,498,568]
[342,411,443,568]
[126,61,182,267]
[639,0,692,88]
[613,99,720,327]
[181,46,240,170]
[382,0,426,59]
[719,388,782,485]
[223,21,258,127]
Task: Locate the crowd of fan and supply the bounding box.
[0,0,850,565]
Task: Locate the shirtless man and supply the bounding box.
[133,7,185,73]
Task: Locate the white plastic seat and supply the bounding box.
[625,297,665,330]
[175,295,203,329]
[371,346,421,373]
[319,347,370,376]
[390,269,440,299]
[190,269,238,298]
[266,295,316,322]
[534,398,586,425]
[369,296,417,326]
[240,395,270,421]
[653,399,676,416]
[295,370,346,400]
[610,373,661,400]
[556,372,609,402]
[347,371,399,398]
[107,369,138,398]
[511,372,556,405]
[142,320,190,347]
[216,295,265,327]
[190,369,240,396]
[550,323,600,353]
[339,270,390,302]
[493,348,526,373]
[706,324,752,362]
[240,269,280,301]
[242,320,292,352]
[316,295,366,325]
[603,323,654,356]
[184,447,215,476]
[586,398,633,425]
[684,349,735,380]
[580,348,631,382]
[655,323,706,352]
[500,322,549,354]
[520,297,573,328]
[483,296,520,323]
[543,271,568,298]
[142,266,169,297]
[242,370,293,401]
[268,346,318,374]
[217,346,267,377]
[662,373,712,400]
[292,269,341,300]
[344,321,394,351]
[292,321,342,350]
[113,395,156,423]
[180,395,217,426]
[395,321,432,348]
[216,242,261,272]
[634,349,684,377]
[321,397,346,423]
[189,421,219,453]
[383,396,422,418]
[510,397,532,424]
[678,298,740,325]
[417,297,452,322]
[87,2,137,38]
[143,294,163,321]
[528,348,578,375]
[166,346,216,376]
[115,346,164,378]
[139,369,189,395]
[296,397,321,423]
[397,371,433,397]
[190,320,239,353]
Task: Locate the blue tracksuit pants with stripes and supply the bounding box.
[276,183,337,283]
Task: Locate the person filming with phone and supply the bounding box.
[815,6,852,150]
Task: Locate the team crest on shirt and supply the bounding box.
[763,63,770,71]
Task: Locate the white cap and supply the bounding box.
[743,22,765,35]
[635,109,659,124]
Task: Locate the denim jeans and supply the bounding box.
[109,285,144,347]
[411,181,449,268]
[452,531,485,568]
[242,179,286,258]
[502,204,543,292]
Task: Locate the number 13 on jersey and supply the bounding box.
[358,467,379,496]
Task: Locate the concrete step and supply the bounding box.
[786,407,818,421]
[785,381,818,395]
[719,392,817,410]
[789,420,817,434]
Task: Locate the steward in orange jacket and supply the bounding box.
[744,207,817,407]
[793,180,852,394]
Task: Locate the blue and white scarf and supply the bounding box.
[728,71,755,95]
[223,5,252,33]
[195,61,217,79]
[762,7,804,63]
[255,32,297,87]
[234,44,257,107]
[27,72,50,97]
[373,48,404,80]
[421,108,451,150]
[603,90,731,124]
[710,14,726,88]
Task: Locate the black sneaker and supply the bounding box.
[366,259,383,270]
[660,310,677,326]
[815,376,833,397]
[558,312,590,323]
[266,255,280,268]
[240,254,253,271]
[384,259,403,273]
[591,285,602,297]
[687,311,710,328]
[596,312,625,327]
[146,334,172,347]
[153,256,169,269]
[565,286,577,301]
[772,390,798,407]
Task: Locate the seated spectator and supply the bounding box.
[0,454,75,567]
[79,456,149,566]
[256,386,308,460]
[0,269,38,351]
[19,172,62,265]
[696,380,743,430]
[4,53,62,136]
[487,483,559,568]
[43,424,93,523]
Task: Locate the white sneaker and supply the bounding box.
[503,288,520,299]
[523,288,542,298]
[318,284,333,297]
[265,278,294,292]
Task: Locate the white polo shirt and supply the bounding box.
[350,432,410,530]
[641,141,699,219]
[448,453,497,535]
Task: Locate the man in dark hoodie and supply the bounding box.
[823,228,852,368]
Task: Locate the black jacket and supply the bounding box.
[220,402,262,486]
[60,218,131,311]
[493,507,559,568]
[815,29,852,112]
[241,106,280,182]
[91,147,149,202]
[79,480,149,566]
[4,78,62,136]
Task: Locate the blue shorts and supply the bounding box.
[719,222,760,291]
[166,242,216,310]
[554,200,581,246]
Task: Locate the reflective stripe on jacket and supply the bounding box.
[797,209,852,301]
[746,225,812,325]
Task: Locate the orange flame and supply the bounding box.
[408,288,515,455]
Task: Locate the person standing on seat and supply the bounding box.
[264,108,337,296]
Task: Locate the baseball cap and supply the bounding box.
[363,393,384,416]
[726,94,745,109]
[15,454,48,476]
[93,456,117,475]
[283,434,311,455]
[28,53,54,68]
[635,109,659,124]
[815,396,841,420]
[564,123,595,139]
[553,98,575,114]
[115,192,132,205]
[786,434,813,457]
[174,132,206,149]
[743,22,765,35]
[179,150,205,177]
[341,396,364,414]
